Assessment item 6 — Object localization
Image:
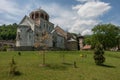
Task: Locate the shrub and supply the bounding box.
[94,43,105,65]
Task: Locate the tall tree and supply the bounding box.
[92,24,120,49]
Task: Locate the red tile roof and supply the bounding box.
[82,45,91,50]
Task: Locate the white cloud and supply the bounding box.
[73,1,111,19]
[39,1,111,35]
[39,3,75,30]
[0,0,35,25]
[0,0,111,36]
[69,0,111,35]
[4,14,18,21]
[0,19,13,25]
[69,19,98,33]
[81,29,93,35]
[0,0,22,15]
[76,0,99,2]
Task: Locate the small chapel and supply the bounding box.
[16,8,83,50]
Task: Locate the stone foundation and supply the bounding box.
[14,46,34,51]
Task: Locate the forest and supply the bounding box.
[0,23,17,40]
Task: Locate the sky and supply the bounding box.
[0,0,120,35]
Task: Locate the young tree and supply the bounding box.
[94,43,105,65]
[34,30,50,66]
[9,57,16,75]
[60,53,66,64]
[9,57,20,76]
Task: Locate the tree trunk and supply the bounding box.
[43,52,45,65]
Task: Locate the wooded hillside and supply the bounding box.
[0,23,17,40]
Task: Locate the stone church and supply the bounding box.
[16,8,83,50]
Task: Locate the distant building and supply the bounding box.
[82,45,91,50]
[16,8,84,50]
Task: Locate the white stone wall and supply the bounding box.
[16,13,64,49]
[79,38,84,50]
[16,26,34,47]
[33,18,54,48]
[52,31,65,49]
[56,35,65,49]
[45,34,53,47]
[39,18,54,33]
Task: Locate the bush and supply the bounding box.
[94,43,105,65]
[0,45,10,51]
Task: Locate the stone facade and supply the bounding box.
[16,9,66,50]
[66,39,78,50]
[16,8,84,50]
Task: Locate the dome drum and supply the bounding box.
[29,9,49,21]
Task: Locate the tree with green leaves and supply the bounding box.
[0,23,17,40]
[83,35,92,45]
[116,33,120,50]
[92,23,120,50]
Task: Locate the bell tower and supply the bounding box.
[78,36,84,50]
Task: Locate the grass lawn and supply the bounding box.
[0,51,120,80]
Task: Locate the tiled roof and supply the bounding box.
[54,26,67,38]
[68,38,77,42]
[19,15,35,31]
[82,45,91,50]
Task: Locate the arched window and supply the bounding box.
[35,13,39,18]
[31,14,34,19]
[40,13,44,19]
[45,15,48,21]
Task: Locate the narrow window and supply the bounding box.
[40,13,44,19]
[35,13,39,18]
[32,14,34,19]
[45,15,48,21]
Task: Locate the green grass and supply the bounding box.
[0,51,120,80]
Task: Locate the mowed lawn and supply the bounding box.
[0,51,120,80]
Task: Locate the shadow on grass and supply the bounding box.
[45,64,68,70]
[45,62,77,70]
[63,62,79,68]
[100,64,116,68]
[9,71,22,77]
[14,71,22,76]
[62,62,73,65]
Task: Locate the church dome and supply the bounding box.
[33,8,49,16]
[29,8,49,21]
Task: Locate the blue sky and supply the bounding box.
[0,0,119,35]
